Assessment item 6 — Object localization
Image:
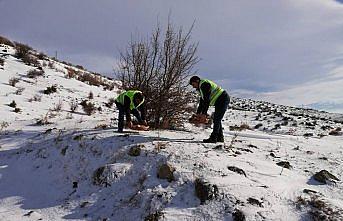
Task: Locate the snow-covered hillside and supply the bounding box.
[1,41,343,221]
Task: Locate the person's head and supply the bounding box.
[189,75,201,89]
[133,92,144,105]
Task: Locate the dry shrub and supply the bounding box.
[28,94,42,102]
[66,68,78,79]
[27,69,44,78]
[296,195,343,220]
[43,85,57,95]
[15,87,25,95]
[0,36,15,47]
[81,100,96,115]
[14,42,31,58]
[37,52,47,60]
[35,111,52,125]
[22,54,40,67]
[117,19,199,128]
[230,123,251,131]
[9,100,17,108]
[105,98,116,108]
[48,61,55,69]
[88,91,94,99]
[78,72,103,87]
[52,100,63,112]
[69,99,78,113]
[9,77,19,87]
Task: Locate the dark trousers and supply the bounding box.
[212,91,230,137]
[115,102,143,132]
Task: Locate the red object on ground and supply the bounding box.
[130,124,150,131]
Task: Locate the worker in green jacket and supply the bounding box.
[115,90,147,132]
[189,76,230,143]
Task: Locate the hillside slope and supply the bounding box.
[1,41,343,221]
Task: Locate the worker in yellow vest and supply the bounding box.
[189,76,230,143]
[115,90,147,132]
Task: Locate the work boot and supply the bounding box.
[203,133,217,143]
[217,134,224,142]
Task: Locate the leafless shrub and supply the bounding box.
[75,65,85,70]
[105,98,116,108]
[9,77,20,87]
[28,94,42,102]
[35,111,52,125]
[0,35,15,47]
[27,69,44,78]
[69,99,79,113]
[66,68,78,79]
[228,133,238,149]
[22,54,40,67]
[95,124,109,129]
[48,61,55,69]
[296,195,343,220]
[78,72,103,87]
[15,87,25,95]
[0,121,10,133]
[230,123,251,131]
[37,52,47,60]
[116,18,199,128]
[14,42,36,66]
[43,85,57,94]
[52,100,63,112]
[14,107,21,113]
[9,100,17,108]
[81,101,96,115]
[88,91,94,99]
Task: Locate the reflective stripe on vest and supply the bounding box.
[115,90,144,110]
[199,79,224,106]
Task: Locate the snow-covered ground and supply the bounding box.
[1,43,343,221]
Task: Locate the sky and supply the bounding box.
[1,0,343,112]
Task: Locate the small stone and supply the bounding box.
[303,189,317,194]
[232,209,246,221]
[194,178,219,204]
[227,166,247,177]
[313,170,340,184]
[247,197,263,207]
[128,144,143,156]
[157,164,175,182]
[276,161,292,169]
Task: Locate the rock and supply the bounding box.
[157,164,175,182]
[247,197,263,207]
[254,123,263,129]
[329,127,342,136]
[128,144,143,156]
[194,178,219,204]
[72,181,78,188]
[303,189,317,194]
[313,170,340,184]
[93,163,132,187]
[227,166,247,177]
[232,209,246,221]
[144,211,164,221]
[276,161,292,169]
[73,134,83,140]
[303,133,313,137]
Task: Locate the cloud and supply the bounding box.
[1,0,343,99]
